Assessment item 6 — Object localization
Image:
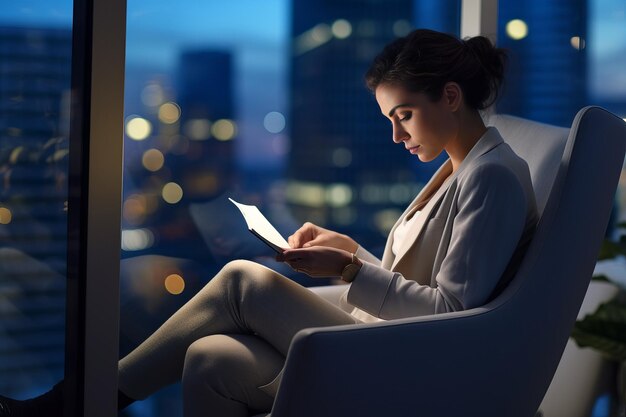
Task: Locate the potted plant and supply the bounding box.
[572,235,626,416]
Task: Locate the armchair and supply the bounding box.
[254,107,626,417]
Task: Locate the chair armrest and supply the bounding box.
[270,305,548,417]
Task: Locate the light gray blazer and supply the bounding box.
[342,127,539,321]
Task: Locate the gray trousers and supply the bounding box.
[118,259,360,417]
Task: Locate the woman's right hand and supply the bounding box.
[287,222,358,252]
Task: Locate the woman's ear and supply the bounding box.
[442,82,463,112]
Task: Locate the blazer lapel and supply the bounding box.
[381,160,452,269]
[390,170,453,270]
[381,127,505,271]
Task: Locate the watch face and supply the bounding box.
[343,263,361,282]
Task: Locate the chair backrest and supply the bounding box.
[270,107,626,417]
[487,114,569,216]
[482,106,626,415]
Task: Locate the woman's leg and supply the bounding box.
[182,334,283,417]
[118,259,358,401]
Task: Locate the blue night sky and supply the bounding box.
[0,0,290,168]
[1,0,625,158]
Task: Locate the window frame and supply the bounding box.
[65,0,126,415]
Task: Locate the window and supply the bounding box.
[0,1,72,399]
[497,0,626,226]
[120,1,459,415]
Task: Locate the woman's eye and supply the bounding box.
[399,113,412,122]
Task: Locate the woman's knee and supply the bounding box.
[182,334,282,392]
[182,335,240,387]
[218,259,282,294]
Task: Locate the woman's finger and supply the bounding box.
[292,223,319,248]
[302,236,328,248]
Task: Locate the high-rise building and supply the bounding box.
[287,0,451,248]
[497,0,588,127]
[0,26,71,393]
[176,49,236,201]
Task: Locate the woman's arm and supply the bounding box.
[280,223,382,274]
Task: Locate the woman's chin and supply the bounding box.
[416,149,444,163]
[417,154,434,163]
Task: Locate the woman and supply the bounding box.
[0,28,538,417]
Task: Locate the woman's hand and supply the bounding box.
[288,222,358,252]
[276,247,352,278]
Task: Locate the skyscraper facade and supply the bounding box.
[0,26,71,394]
[497,0,588,127]
[288,0,454,250]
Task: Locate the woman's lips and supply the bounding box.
[408,145,420,154]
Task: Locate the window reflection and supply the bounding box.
[0,22,71,397]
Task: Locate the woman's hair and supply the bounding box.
[365,29,507,110]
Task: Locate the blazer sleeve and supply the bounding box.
[347,163,528,319]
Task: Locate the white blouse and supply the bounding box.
[391,210,421,256]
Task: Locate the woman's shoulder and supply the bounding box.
[457,137,534,195]
[462,141,527,174]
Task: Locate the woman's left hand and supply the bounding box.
[276,246,352,277]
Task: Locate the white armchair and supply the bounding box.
[251,107,626,417]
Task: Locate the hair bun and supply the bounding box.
[464,36,507,107]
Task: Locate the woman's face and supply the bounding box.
[375,83,458,162]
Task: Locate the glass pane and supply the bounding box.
[0,2,73,398]
[497,1,626,226]
[121,1,459,415]
[588,0,626,226]
[497,0,587,127]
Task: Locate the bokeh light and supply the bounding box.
[123,195,148,225]
[126,116,152,140]
[141,83,164,107]
[184,119,211,140]
[0,207,12,224]
[393,20,412,37]
[332,148,352,167]
[9,146,24,164]
[211,119,237,141]
[570,36,586,50]
[374,209,403,234]
[164,274,185,295]
[158,102,181,124]
[326,183,352,207]
[263,111,286,133]
[332,19,352,39]
[311,23,332,43]
[506,19,528,40]
[142,149,165,172]
[162,182,183,204]
[121,228,155,251]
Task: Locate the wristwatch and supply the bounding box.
[341,253,362,282]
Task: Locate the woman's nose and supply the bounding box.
[392,124,409,144]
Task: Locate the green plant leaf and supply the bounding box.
[572,298,626,361]
[591,275,611,283]
[598,240,626,260]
